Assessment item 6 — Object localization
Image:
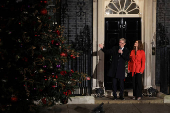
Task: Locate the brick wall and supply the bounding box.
[156,0,170,87]
[61,0,92,44]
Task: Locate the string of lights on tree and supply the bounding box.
[0,0,90,112]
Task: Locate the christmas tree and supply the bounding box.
[0,0,89,112]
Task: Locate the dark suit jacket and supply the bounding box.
[102,46,129,79]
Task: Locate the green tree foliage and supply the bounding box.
[0,0,89,112]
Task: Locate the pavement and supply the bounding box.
[39,96,170,113]
[39,103,170,113]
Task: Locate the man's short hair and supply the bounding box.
[119,38,126,43]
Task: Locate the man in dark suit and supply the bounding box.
[99,38,129,100]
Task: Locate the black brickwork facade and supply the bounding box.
[156,0,170,94]
[61,0,92,44]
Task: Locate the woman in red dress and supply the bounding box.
[128,40,145,100]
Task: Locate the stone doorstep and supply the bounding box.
[95,99,164,104]
[68,96,164,104]
[164,95,170,103]
[102,90,170,104]
[67,96,95,104]
[157,92,170,103]
[68,91,167,104]
[157,92,167,99]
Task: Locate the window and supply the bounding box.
[105,0,139,14]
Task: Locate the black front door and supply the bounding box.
[104,18,141,90]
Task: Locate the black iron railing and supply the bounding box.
[60,0,93,95]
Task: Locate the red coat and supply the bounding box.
[128,50,145,77]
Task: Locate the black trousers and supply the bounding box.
[112,78,124,97]
[132,73,142,98]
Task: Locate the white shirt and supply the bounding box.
[120,47,124,56]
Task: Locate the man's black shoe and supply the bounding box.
[118,96,125,100]
[113,97,117,100]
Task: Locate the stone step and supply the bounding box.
[67,95,164,104]
[95,96,164,104]
[68,96,95,104]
